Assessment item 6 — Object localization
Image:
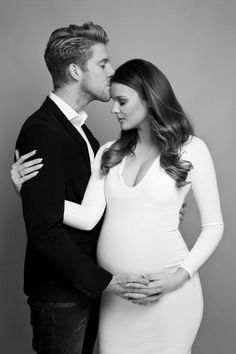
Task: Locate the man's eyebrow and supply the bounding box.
[98,58,110,64]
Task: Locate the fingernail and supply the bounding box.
[38,164,44,168]
[38,158,43,162]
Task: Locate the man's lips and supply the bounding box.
[117,117,125,123]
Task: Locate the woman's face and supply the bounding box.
[110,83,149,131]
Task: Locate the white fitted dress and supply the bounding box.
[64,136,223,354]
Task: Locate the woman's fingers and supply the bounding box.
[12,171,40,191]
[121,275,149,286]
[11,161,43,177]
[130,293,163,305]
[124,286,162,296]
[19,160,43,173]
[20,163,44,176]
[21,159,43,168]
[12,158,43,176]
[14,149,37,165]
[10,155,43,190]
[21,171,39,181]
[125,282,148,289]
[15,149,20,161]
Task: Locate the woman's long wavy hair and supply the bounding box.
[101,59,194,188]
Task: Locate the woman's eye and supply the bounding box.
[119,101,126,106]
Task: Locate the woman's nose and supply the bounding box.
[111,102,120,114]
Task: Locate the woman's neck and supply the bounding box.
[136,125,159,153]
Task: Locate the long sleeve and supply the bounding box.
[63,141,114,230]
[180,137,224,277]
[17,122,112,300]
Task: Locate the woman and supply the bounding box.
[11,59,223,353]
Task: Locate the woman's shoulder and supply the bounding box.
[180,136,213,165]
[182,135,209,156]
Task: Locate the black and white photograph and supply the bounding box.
[0,1,235,353]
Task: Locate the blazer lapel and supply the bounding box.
[43,97,91,171]
[82,125,100,155]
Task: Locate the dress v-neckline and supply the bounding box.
[119,154,160,189]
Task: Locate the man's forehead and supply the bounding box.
[89,43,110,62]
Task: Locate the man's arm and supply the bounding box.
[16,124,150,301]
[17,123,112,300]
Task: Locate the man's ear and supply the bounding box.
[68,63,82,82]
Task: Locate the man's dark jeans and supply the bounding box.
[27,297,90,354]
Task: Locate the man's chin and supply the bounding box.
[90,89,111,103]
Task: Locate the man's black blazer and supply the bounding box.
[16,97,112,302]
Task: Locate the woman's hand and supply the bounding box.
[144,268,190,295]
[10,150,43,193]
[125,268,190,305]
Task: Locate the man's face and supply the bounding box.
[80,43,114,102]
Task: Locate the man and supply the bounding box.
[13,23,153,354]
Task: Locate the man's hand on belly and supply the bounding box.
[106,274,150,302]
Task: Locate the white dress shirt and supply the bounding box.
[49,91,95,166]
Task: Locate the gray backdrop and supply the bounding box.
[0,0,235,353]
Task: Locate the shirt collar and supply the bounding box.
[49,91,88,126]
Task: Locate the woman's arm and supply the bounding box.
[129,137,224,304]
[179,136,224,277]
[11,142,112,230]
[63,142,113,231]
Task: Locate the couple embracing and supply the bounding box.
[11,22,223,354]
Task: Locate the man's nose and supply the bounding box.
[107,63,115,77]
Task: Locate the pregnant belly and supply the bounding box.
[97,220,189,274]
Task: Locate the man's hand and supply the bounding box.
[123,277,163,305]
[127,293,163,305]
[106,274,150,301]
[10,150,43,194]
[107,274,163,306]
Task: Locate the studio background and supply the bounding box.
[0,0,235,353]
